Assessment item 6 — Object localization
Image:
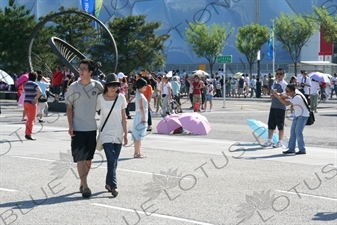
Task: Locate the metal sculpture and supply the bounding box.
[28,10,118,75]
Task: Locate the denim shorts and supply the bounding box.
[206,94,213,101]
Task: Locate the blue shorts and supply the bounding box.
[206,94,213,101]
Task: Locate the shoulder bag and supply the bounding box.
[96,94,119,151]
[296,94,315,126]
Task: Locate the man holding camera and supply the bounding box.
[298,71,311,102]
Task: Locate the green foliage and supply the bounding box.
[91,15,169,74]
[42,6,98,55]
[185,22,234,75]
[274,12,319,75]
[0,0,56,74]
[236,23,269,76]
[313,6,337,43]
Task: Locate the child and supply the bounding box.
[204,79,213,112]
[132,78,148,158]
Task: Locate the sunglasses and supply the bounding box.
[106,83,119,88]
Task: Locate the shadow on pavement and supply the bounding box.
[0,191,109,209]
[245,154,295,159]
[312,212,337,221]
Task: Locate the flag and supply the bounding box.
[81,0,95,16]
[267,26,274,60]
[95,0,103,17]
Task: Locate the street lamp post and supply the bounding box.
[257,50,261,79]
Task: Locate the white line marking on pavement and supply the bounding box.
[275,190,337,201]
[0,188,18,192]
[10,155,189,180]
[11,155,55,162]
[91,203,214,225]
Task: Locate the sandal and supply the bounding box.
[134,153,147,158]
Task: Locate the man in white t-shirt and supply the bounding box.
[299,71,311,102]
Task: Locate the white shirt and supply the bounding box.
[300,76,311,95]
[96,94,127,144]
[288,94,310,117]
[156,82,163,95]
[163,82,172,95]
[250,79,256,88]
[310,80,320,95]
[207,84,213,95]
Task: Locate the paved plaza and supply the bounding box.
[0,97,336,225]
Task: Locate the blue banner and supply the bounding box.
[81,0,95,16]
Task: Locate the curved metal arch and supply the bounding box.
[49,37,104,78]
[28,10,118,73]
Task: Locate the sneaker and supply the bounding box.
[273,141,282,148]
[208,109,212,112]
[295,151,306,155]
[262,140,273,147]
[38,119,45,123]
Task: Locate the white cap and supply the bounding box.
[117,72,127,79]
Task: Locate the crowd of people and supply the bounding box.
[5,62,337,198]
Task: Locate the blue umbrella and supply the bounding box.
[247,119,279,143]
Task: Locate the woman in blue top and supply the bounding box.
[131,78,148,158]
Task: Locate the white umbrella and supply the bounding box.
[234,72,243,78]
[192,70,209,77]
[308,72,330,83]
[323,73,332,79]
[0,70,14,85]
[166,71,173,78]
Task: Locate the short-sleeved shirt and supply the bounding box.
[52,71,64,86]
[289,94,310,117]
[65,80,104,131]
[96,94,127,144]
[119,83,128,96]
[192,81,202,94]
[171,81,180,96]
[300,76,311,95]
[310,81,320,95]
[36,81,49,95]
[163,83,172,95]
[143,85,153,100]
[24,81,39,104]
[271,80,287,110]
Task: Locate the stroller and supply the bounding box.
[170,98,179,114]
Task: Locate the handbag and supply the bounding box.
[96,94,119,151]
[38,93,48,102]
[296,94,315,126]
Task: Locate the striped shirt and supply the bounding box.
[24,81,39,104]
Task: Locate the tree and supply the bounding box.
[274,12,319,76]
[236,23,269,77]
[0,0,51,73]
[42,6,98,56]
[312,6,337,43]
[91,15,169,74]
[185,22,234,76]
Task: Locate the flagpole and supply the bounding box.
[272,19,275,74]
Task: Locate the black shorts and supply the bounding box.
[174,95,181,105]
[71,130,97,162]
[53,85,61,94]
[268,108,285,130]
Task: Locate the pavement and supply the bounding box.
[0,97,336,225]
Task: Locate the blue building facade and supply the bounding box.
[1,0,331,73]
